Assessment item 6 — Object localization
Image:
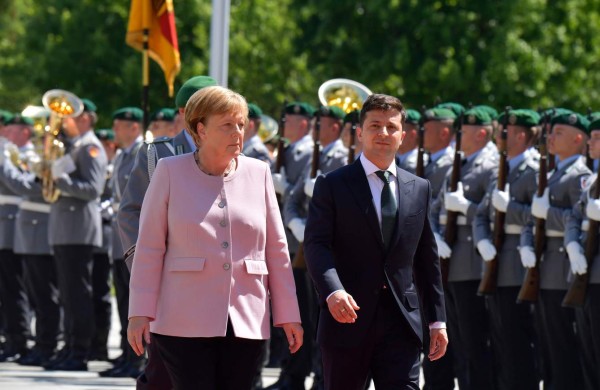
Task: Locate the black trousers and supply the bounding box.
[0,249,29,348]
[538,289,584,390]
[53,244,95,356]
[320,288,420,390]
[113,259,131,352]
[91,252,112,353]
[445,280,494,390]
[152,321,265,390]
[137,335,173,390]
[574,284,600,390]
[487,286,539,390]
[22,254,60,351]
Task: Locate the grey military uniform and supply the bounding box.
[521,155,591,290]
[0,170,20,250]
[110,137,143,261]
[117,130,193,268]
[278,134,313,199]
[396,148,428,175]
[431,147,498,281]
[95,161,114,255]
[425,146,454,201]
[49,130,108,247]
[473,152,538,286]
[242,134,271,164]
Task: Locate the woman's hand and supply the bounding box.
[282,322,303,354]
[127,316,151,356]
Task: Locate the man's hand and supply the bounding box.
[51,155,76,180]
[288,218,306,242]
[585,198,600,222]
[429,328,448,361]
[326,290,360,324]
[444,182,472,215]
[519,246,536,268]
[531,188,550,220]
[127,316,151,356]
[492,184,510,213]
[566,241,588,275]
[304,171,320,198]
[434,232,452,258]
[272,167,291,195]
[477,239,497,262]
[282,322,303,354]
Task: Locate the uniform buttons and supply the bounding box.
[8,214,13,219]
[32,220,38,225]
[223,263,231,270]
[222,241,229,249]
[218,201,226,208]
[69,206,75,211]
[559,246,564,253]
[467,236,472,242]
[219,220,227,227]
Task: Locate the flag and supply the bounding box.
[126,0,181,96]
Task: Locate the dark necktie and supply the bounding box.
[375,170,398,249]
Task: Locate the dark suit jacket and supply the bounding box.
[304,159,446,348]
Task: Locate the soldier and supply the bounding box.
[567,115,600,390]
[148,108,176,139]
[0,114,32,362]
[45,100,108,371]
[520,112,591,389]
[116,75,217,390]
[473,109,541,390]
[396,108,425,174]
[340,109,361,160]
[101,107,145,378]
[243,103,272,163]
[432,106,498,389]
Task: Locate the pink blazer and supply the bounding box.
[129,154,301,339]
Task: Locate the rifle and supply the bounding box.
[274,102,287,203]
[441,112,464,283]
[586,108,595,171]
[292,109,321,269]
[478,107,510,295]
[415,105,426,178]
[517,110,552,303]
[347,111,359,164]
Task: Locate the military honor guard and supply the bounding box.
[395,109,425,174]
[243,103,272,163]
[148,108,176,139]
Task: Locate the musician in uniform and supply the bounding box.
[473,109,541,390]
[431,106,498,389]
[148,108,176,139]
[243,103,272,163]
[46,99,108,371]
[395,109,424,174]
[520,112,591,389]
[117,75,217,390]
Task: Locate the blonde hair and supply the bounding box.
[184,86,249,147]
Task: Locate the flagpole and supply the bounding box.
[142,27,150,131]
[210,0,230,87]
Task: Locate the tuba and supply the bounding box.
[318,78,372,113]
[41,89,83,203]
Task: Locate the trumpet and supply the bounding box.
[318,78,372,114]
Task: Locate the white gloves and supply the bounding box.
[434,232,452,258]
[531,188,550,220]
[304,170,321,198]
[566,241,588,275]
[585,198,600,222]
[51,155,76,179]
[492,184,510,213]
[519,246,536,268]
[0,147,8,166]
[288,218,306,242]
[272,167,291,196]
[444,182,472,215]
[477,239,497,262]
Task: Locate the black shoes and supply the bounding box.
[42,348,71,370]
[17,348,55,366]
[51,356,88,371]
[0,346,28,363]
[99,359,145,379]
[264,375,306,390]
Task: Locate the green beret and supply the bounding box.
[473,105,498,120]
[463,107,493,126]
[589,117,600,132]
[285,102,316,118]
[405,109,421,125]
[150,108,175,122]
[81,98,97,112]
[95,128,115,141]
[0,109,11,125]
[175,76,218,108]
[423,108,457,122]
[551,112,590,134]
[588,111,600,122]
[318,105,345,120]
[112,107,143,122]
[5,113,33,126]
[539,107,573,124]
[247,103,263,119]
[498,109,540,128]
[343,109,360,124]
[435,102,465,117]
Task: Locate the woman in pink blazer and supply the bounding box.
[127,86,303,389]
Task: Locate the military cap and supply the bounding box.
[343,109,360,124]
[5,113,33,126]
[539,107,573,124]
[95,128,115,141]
[285,102,316,118]
[0,109,11,125]
[150,108,176,122]
[473,105,498,120]
[463,107,493,126]
[247,103,263,119]
[588,111,600,122]
[551,112,590,134]
[81,98,97,112]
[318,105,345,120]
[175,76,218,108]
[435,102,465,117]
[423,107,457,123]
[112,107,143,122]
[589,117,600,132]
[405,109,421,125]
[498,109,540,128]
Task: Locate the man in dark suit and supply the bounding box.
[304,94,448,390]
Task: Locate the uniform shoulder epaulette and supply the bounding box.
[146,136,172,144]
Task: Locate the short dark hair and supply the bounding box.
[359,94,406,127]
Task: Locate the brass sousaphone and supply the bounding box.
[318,78,372,113]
